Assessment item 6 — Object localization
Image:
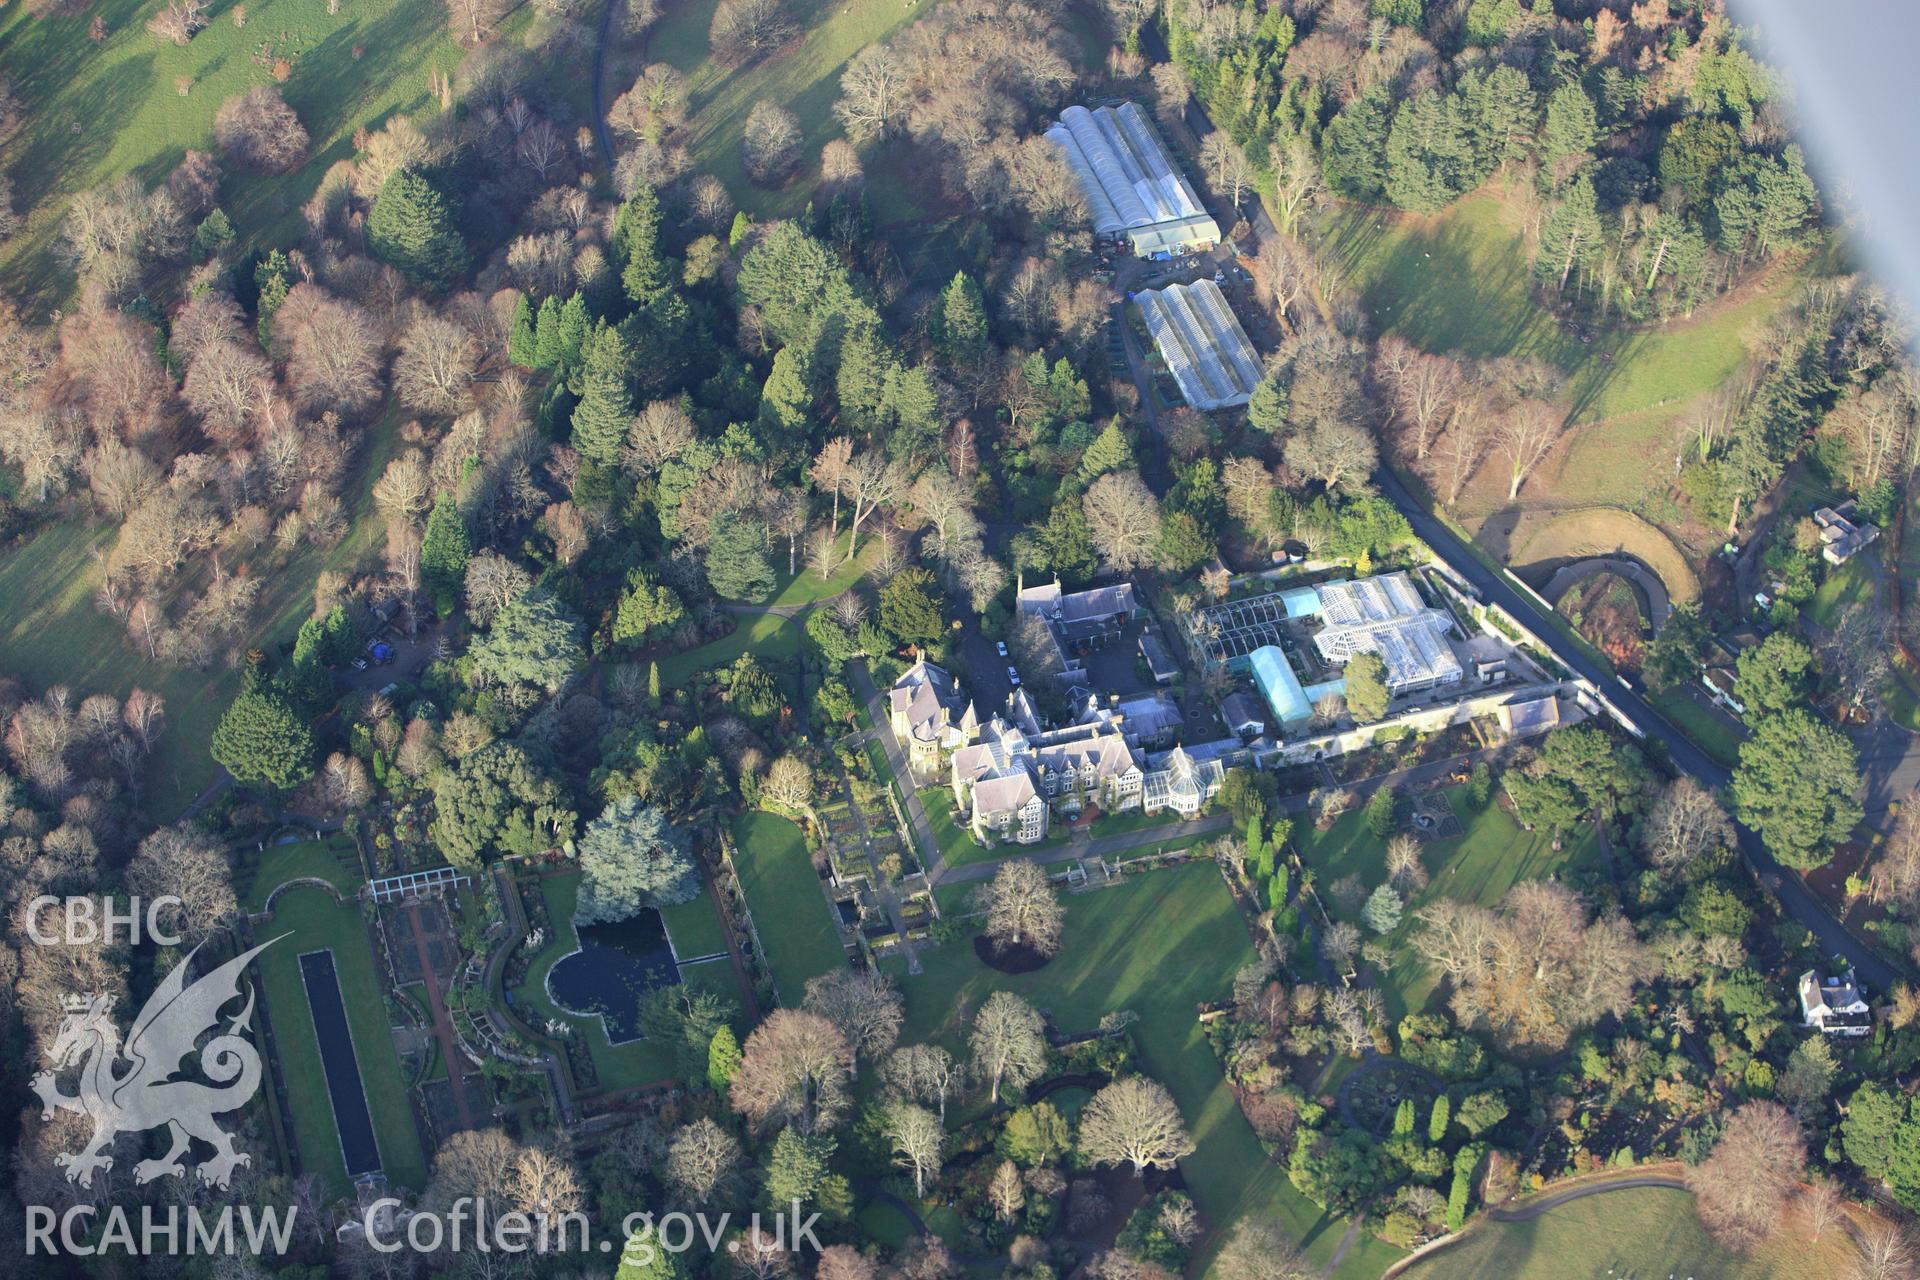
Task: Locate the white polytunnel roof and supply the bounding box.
[1135,280,1263,411]
[1047,102,1219,249]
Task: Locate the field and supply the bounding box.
[0,0,474,312]
[254,883,426,1196]
[1400,1185,1857,1280]
[660,889,730,960]
[730,811,846,1000]
[1314,190,1803,515]
[644,0,934,221]
[0,403,407,819]
[1297,788,1603,1022]
[882,863,1404,1280]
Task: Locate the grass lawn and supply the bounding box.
[660,891,730,961]
[1397,1185,1856,1280]
[512,872,690,1090]
[658,612,804,699]
[767,530,883,608]
[646,0,936,222]
[240,835,363,911]
[731,812,846,1000]
[1315,190,1803,511]
[0,402,406,819]
[921,785,990,868]
[0,0,478,313]
[1648,690,1745,767]
[920,784,1072,871]
[1808,553,1878,629]
[1298,789,1603,1022]
[1315,191,1798,425]
[881,865,1402,1280]
[255,885,426,1196]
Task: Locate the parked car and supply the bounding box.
[351,658,369,671]
[1007,666,1021,687]
[995,640,1008,657]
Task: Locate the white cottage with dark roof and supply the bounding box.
[1799,967,1872,1036]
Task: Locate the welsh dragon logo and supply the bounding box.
[32,939,277,1189]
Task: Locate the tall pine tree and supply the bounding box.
[508,295,537,367]
[570,325,634,466]
[420,493,471,615]
[615,184,671,303]
[368,170,469,292]
[933,272,988,368]
[533,295,564,369]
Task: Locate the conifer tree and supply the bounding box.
[616,184,671,303]
[211,676,317,792]
[508,295,537,367]
[556,295,591,373]
[368,170,469,292]
[934,272,988,367]
[533,295,564,369]
[420,493,471,615]
[570,325,634,466]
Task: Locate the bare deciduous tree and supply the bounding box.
[729,1009,854,1135]
[394,314,477,416]
[126,824,234,940]
[742,101,802,186]
[213,87,308,173]
[884,1102,944,1197]
[801,966,901,1074]
[1082,471,1162,572]
[1640,777,1732,873]
[664,1117,741,1205]
[835,44,906,143]
[975,858,1064,959]
[1078,1076,1195,1175]
[970,991,1047,1103]
[709,0,795,66]
[882,1044,965,1123]
[1212,1221,1315,1280]
[1687,1101,1805,1251]
[1496,398,1564,500]
[278,285,382,416]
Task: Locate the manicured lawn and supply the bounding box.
[255,885,426,1196]
[922,785,990,868]
[768,531,884,608]
[1648,689,1745,767]
[646,0,936,221]
[241,835,363,911]
[658,612,804,700]
[1398,1185,1856,1280]
[731,812,846,1000]
[0,0,479,312]
[882,865,1402,1280]
[661,891,730,961]
[511,872,688,1090]
[1808,553,1878,629]
[1298,789,1603,1022]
